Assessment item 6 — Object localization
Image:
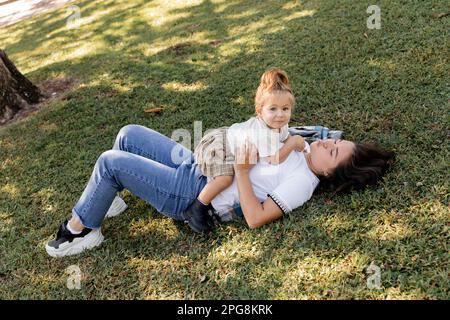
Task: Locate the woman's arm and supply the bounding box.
[234,141,283,228]
[235,170,283,228]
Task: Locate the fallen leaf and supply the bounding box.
[144,107,163,113]
[187,24,200,31]
[431,12,449,18]
[167,43,190,55]
[209,39,223,47]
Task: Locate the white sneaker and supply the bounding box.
[45,220,104,257]
[105,196,128,218]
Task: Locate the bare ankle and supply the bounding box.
[68,217,85,232]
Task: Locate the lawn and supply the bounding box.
[0,0,448,299]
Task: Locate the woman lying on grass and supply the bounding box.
[45,72,394,257]
[45,123,394,257]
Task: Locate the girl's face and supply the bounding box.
[309,139,355,177]
[257,92,293,129]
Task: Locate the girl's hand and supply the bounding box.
[289,135,305,152]
[234,140,258,172]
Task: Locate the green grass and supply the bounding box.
[0,0,448,299]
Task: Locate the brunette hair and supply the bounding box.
[254,68,295,114]
[318,143,395,194]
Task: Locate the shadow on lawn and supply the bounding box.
[0,0,448,299]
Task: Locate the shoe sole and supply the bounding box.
[45,228,104,258]
[105,196,128,218]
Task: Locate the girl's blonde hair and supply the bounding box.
[254,68,295,114]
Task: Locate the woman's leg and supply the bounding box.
[112,124,194,168]
[72,149,207,229]
[46,126,208,256]
[71,124,200,229]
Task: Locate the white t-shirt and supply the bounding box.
[210,142,319,219]
[227,116,289,158]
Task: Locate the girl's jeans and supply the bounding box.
[72,125,207,229]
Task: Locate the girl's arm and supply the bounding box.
[266,135,305,165]
[234,141,283,228]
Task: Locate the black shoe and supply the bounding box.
[45,220,104,257]
[183,199,215,233]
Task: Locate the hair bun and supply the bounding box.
[259,68,290,91]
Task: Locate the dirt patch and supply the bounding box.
[0,76,79,128]
[166,43,192,56]
[39,75,78,97]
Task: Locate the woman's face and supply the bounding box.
[309,139,355,177]
[257,92,293,129]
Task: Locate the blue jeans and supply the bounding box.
[72,125,208,229]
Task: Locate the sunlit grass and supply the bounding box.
[1,183,21,199]
[0,0,448,300]
[162,81,208,92]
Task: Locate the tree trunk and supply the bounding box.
[0,49,43,124]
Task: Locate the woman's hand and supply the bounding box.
[234,140,258,172]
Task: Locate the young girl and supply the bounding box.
[184,68,306,233]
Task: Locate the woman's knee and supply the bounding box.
[114,124,143,150]
[97,150,123,169]
[117,124,142,139]
[96,150,126,191]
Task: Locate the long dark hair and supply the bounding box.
[317,143,395,194]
